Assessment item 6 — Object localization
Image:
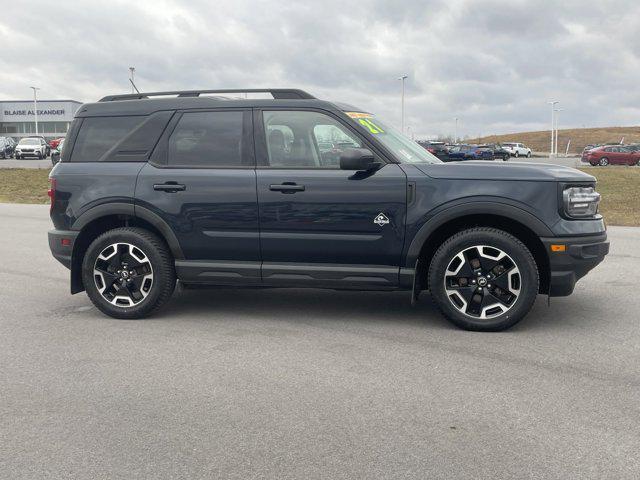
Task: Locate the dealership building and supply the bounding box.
[0,99,82,140]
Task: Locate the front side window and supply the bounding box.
[168,111,245,167]
[263,110,362,168]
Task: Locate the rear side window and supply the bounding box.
[71,116,144,162]
[168,111,244,167]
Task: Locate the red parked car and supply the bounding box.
[582,145,640,166]
[49,137,65,149]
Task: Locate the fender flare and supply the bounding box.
[72,202,184,260]
[404,200,553,267]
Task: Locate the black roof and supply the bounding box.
[76,89,366,117]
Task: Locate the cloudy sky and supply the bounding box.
[2,0,639,138]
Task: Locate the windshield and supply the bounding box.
[19,138,40,145]
[345,112,441,164]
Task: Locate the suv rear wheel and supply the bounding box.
[428,228,539,331]
[82,227,176,319]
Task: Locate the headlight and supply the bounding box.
[563,186,600,218]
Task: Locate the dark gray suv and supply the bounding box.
[48,88,609,331]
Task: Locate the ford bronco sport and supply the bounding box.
[48,89,609,331]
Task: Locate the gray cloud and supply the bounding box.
[1,0,639,138]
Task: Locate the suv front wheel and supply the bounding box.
[428,228,539,331]
[82,227,176,319]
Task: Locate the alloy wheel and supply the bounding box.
[599,157,609,166]
[93,242,154,307]
[444,245,521,320]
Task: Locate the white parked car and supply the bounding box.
[502,142,531,158]
[15,137,49,159]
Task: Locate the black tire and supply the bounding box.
[526,151,531,158]
[428,227,539,331]
[82,227,176,319]
[37,152,42,159]
[503,154,509,161]
[514,151,519,158]
[599,157,609,166]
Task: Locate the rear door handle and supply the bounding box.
[269,183,305,193]
[153,182,186,192]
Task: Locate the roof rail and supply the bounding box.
[99,88,316,102]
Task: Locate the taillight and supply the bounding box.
[48,178,56,212]
[427,148,436,153]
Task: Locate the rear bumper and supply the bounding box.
[541,232,609,296]
[48,229,78,269]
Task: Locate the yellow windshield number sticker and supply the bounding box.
[358,118,385,134]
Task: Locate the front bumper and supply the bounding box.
[48,229,78,269]
[541,232,609,296]
[16,151,44,157]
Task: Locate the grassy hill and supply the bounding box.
[471,126,640,154]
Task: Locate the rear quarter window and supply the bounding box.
[70,116,145,162]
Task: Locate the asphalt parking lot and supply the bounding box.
[1,203,639,479]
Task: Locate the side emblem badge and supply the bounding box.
[374,213,390,226]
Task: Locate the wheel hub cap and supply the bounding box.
[93,243,154,308]
[444,245,521,320]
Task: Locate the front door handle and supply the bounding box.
[269,183,305,193]
[153,182,186,192]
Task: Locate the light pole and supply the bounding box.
[398,74,408,134]
[454,117,459,143]
[129,67,136,93]
[30,86,40,135]
[554,108,563,156]
[548,100,559,157]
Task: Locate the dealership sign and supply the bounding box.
[0,101,80,122]
[3,109,66,116]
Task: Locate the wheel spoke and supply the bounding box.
[463,247,483,272]
[486,288,513,307]
[465,288,485,317]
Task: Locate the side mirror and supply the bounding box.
[339,148,380,171]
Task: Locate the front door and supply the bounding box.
[135,109,261,284]
[255,109,407,289]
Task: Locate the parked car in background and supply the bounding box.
[50,138,65,165]
[624,144,640,152]
[14,137,49,159]
[49,137,65,150]
[482,143,511,161]
[0,136,15,158]
[502,142,532,158]
[582,145,640,166]
[417,141,450,161]
[447,144,494,160]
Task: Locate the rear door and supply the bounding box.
[135,109,261,285]
[254,109,407,289]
